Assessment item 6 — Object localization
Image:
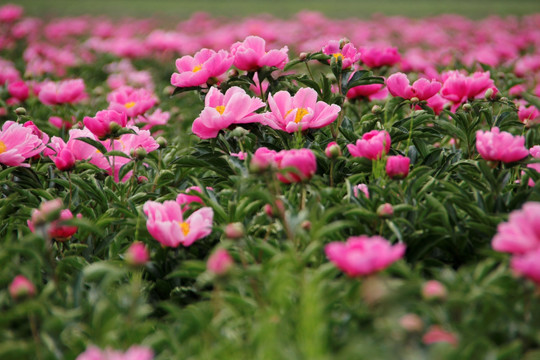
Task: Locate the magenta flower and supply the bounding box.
[386,155,410,179]
[347,130,391,160]
[107,86,157,118]
[125,242,150,266]
[0,4,23,23]
[28,207,81,241]
[274,148,317,184]
[422,326,458,347]
[7,80,29,102]
[250,147,278,172]
[386,72,441,101]
[76,346,154,360]
[440,71,496,111]
[230,36,289,71]
[492,202,540,255]
[346,83,385,100]
[38,79,87,106]
[511,248,540,285]
[9,275,36,300]
[325,235,405,277]
[322,40,361,69]
[143,199,213,248]
[192,86,265,139]
[207,249,234,275]
[263,87,341,133]
[518,105,540,127]
[83,109,128,139]
[0,121,46,167]
[171,49,233,88]
[475,127,528,163]
[45,137,76,171]
[360,46,401,68]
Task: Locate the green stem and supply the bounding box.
[405,104,415,156]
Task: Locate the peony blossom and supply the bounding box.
[0,4,23,23]
[511,248,540,284]
[9,275,36,300]
[360,46,401,68]
[518,104,540,127]
[38,79,87,106]
[125,242,150,266]
[250,147,278,172]
[171,48,233,88]
[76,345,154,360]
[347,130,391,160]
[322,40,361,69]
[28,208,81,241]
[440,71,497,111]
[325,235,405,277]
[192,86,265,139]
[475,127,528,163]
[386,155,410,179]
[230,36,289,71]
[143,199,213,248]
[7,80,30,102]
[422,326,458,347]
[0,121,46,167]
[492,202,540,255]
[422,280,447,300]
[207,249,234,275]
[176,186,213,210]
[386,72,441,101]
[353,184,369,198]
[44,137,76,171]
[83,109,128,139]
[274,148,317,183]
[262,87,341,133]
[107,86,157,118]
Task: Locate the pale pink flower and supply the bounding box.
[386,72,441,101]
[9,275,36,300]
[530,146,540,159]
[192,86,265,139]
[107,86,157,118]
[83,110,128,139]
[230,36,289,71]
[347,130,391,160]
[38,79,87,106]
[143,200,214,248]
[0,121,46,167]
[171,49,233,87]
[134,109,170,131]
[360,46,401,68]
[274,148,317,184]
[76,345,154,360]
[325,235,405,277]
[263,87,341,133]
[475,127,528,163]
[207,249,234,275]
[492,202,540,254]
[422,326,458,347]
[422,280,447,300]
[322,40,361,69]
[511,248,540,284]
[386,155,410,179]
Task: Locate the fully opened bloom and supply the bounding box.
[192,86,265,139]
[38,79,87,105]
[347,130,391,160]
[143,199,213,248]
[171,49,233,88]
[440,71,497,111]
[386,72,441,101]
[0,121,46,167]
[263,87,341,133]
[107,86,157,118]
[475,127,528,163]
[322,40,361,69]
[83,109,128,139]
[230,36,289,71]
[325,235,405,277]
[492,202,540,255]
[360,46,401,68]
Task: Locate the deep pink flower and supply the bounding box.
[143,200,213,248]
[38,79,87,106]
[475,127,528,163]
[125,242,149,266]
[274,148,317,184]
[386,72,441,101]
[171,49,233,87]
[9,275,36,300]
[192,86,265,139]
[347,130,391,160]
[250,147,278,172]
[76,345,154,360]
[28,207,81,241]
[322,40,361,69]
[325,235,405,277]
[45,137,76,171]
[49,116,73,130]
[263,87,341,133]
[107,86,157,118]
[518,105,540,127]
[83,110,128,139]
[207,249,234,275]
[0,121,46,167]
[440,71,496,111]
[422,326,458,347]
[492,202,540,255]
[0,4,23,23]
[360,46,401,68]
[511,248,540,284]
[386,155,410,179]
[230,36,289,71]
[7,80,29,101]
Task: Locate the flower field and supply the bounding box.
[1,4,540,359]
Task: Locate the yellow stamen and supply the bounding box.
[192,65,202,72]
[179,221,190,236]
[333,53,343,60]
[125,101,136,109]
[215,105,225,115]
[0,141,6,154]
[286,108,309,123]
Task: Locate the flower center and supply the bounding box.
[192,65,202,73]
[0,141,6,154]
[125,101,136,109]
[286,108,309,123]
[179,221,190,236]
[215,106,225,115]
[333,53,343,61]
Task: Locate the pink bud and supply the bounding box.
[377,203,394,218]
[225,223,244,239]
[422,325,458,347]
[207,249,233,275]
[386,155,410,179]
[125,242,149,266]
[9,275,36,300]
[325,141,342,158]
[422,280,447,300]
[353,184,370,198]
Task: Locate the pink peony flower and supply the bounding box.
[274,148,317,184]
[0,4,23,23]
[38,79,87,106]
[192,86,265,139]
[76,345,154,360]
[518,105,540,127]
[44,137,76,171]
[143,200,213,248]
[422,280,447,300]
[9,275,36,300]
[422,326,458,347]
[530,146,540,159]
[325,235,405,277]
[0,121,46,167]
[511,248,540,284]
[263,87,341,133]
[325,141,341,158]
[386,72,441,101]
[322,40,361,69]
[386,155,410,179]
[250,147,278,172]
[49,116,73,130]
[230,36,289,71]
[176,186,213,210]
[171,48,233,88]
[353,184,369,198]
[107,86,157,118]
[492,202,540,255]
[347,130,391,160]
[83,110,128,139]
[7,80,29,102]
[475,127,528,163]
[360,46,401,68]
[207,249,234,275]
[28,205,81,241]
[440,71,496,111]
[125,242,149,266]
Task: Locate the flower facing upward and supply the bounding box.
[107,85,157,118]
[386,72,441,101]
[322,40,361,69]
[325,235,405,277]
[475,127,528,163]
[171,48,233,88]
[262,87,341,133]
[347,130,391,160]
[230,36,289,71]
[83,109,128,139]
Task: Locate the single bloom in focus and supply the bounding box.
[347,130,391,160]
[386,155,410,179]
[171,48,233,88]
[230,35,289,71]
[475,127,528,163]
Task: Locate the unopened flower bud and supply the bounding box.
[377,203,394,218]
[371,105,382,114]
[301,220,311,230]
[156,136,168,149]
[9,275,36,300]
[207,249,233,276]
[484,88,494,100]
[133,147,147,160]
[422,280,447,300]
[163,85,174,96]
[125,242,149,266]
[265,199,285,218]
[230,127,249,138]
[410,97,419,104]
[339,38,350,49]
[15,107,26,116]
[298,52,308,61]
[228,69,239,77]
[325,141,342,158]
[109,121,122,133]
[225,222,244,239]
[462,103,472,112]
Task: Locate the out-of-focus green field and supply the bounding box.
[13,0,540,19]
